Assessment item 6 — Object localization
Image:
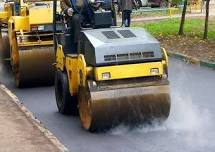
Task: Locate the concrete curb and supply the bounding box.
[167,51,215,69]
[0,84,69,152]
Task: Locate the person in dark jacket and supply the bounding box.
[119,0,134,27]
[61,0,99,53]
[60,0,83,53]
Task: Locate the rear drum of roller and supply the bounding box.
[15,46,55,87]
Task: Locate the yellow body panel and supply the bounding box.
[20,6,28,16]
[0,11,8,19]
[4,3,14,18]
[7,5,52,32]
[0,2,14,22]
[65,54,88,95]
[6,0,61,31]
[29,8,53,25]
[162,47,168,66]
[56,45,91,95]
[94,62,164,81]
[22,0,61,25]
[9,16,30,31]
[18,40,53,47]
[56,45,65,71]
[66,55,79,95]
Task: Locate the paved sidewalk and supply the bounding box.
[0,85,63,152]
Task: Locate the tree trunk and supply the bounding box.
[203,0,210,40]
[178,0,188,35]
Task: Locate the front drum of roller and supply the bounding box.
[79,79,171,132]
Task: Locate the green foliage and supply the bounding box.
[172,0,183,6]
[132,18,215,40]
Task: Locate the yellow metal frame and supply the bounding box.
[56,45,92,95]
[56,45,65,71]
[8,16,30,31]
[29,6,53,25]
[0,2,14,22]
[162,47,168,66]
[6,0,61,32]
[94,62,164,81]
[65,55,80,95]
[18,40,53,47]
[65,54,93,95]
[0,11,8,20]
[95,48,169,81]
[20,0,61,25]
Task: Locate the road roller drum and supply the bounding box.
[79,78,171,131]
[15,46,55,87]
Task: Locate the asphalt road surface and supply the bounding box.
[0,57,215,152]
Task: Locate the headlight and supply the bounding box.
[31,25,45,31]
[31,25,38,31]
[162,74,168,79]
[150,68,159,75]
[38,25,45,31]
[102,72,111,79]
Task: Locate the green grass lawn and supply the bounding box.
[132,8,182,18]
[132,18,215,40]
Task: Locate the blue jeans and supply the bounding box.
[122,10,131,27]
[15,3,20,15]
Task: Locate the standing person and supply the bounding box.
[14,0,20,15]
[119,0,133,27]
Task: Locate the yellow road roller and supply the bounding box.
[0,0,13,25]
[53,0,171,132]
[0,0,13,60]
[6,0,62,87]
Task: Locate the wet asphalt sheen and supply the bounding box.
[0,58,215,152]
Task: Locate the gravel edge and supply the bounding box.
[0,84,69,152]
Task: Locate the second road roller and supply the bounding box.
[0,0,12,27]
[4,0,62,87]
[0,0,13,59]
[53,0,171,132]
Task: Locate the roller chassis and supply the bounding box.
[5,0,62,87]
[55,40,171,132]
[53,0,171,132]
